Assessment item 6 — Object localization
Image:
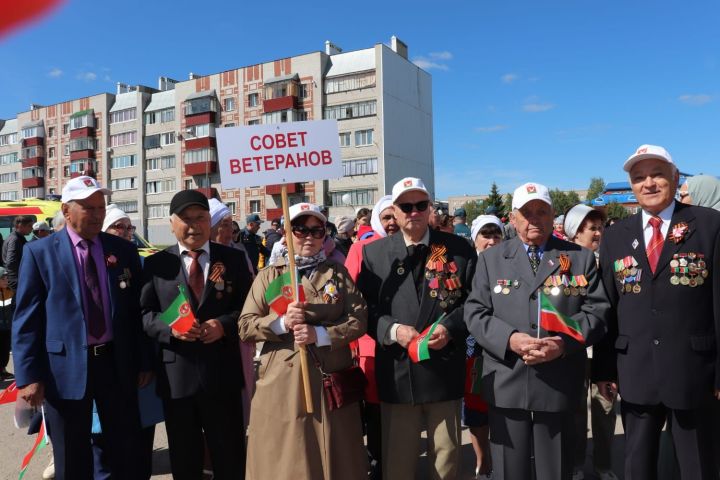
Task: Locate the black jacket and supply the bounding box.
[358,229,476,404]
[2,231,26,291]
[141,242,253,399]
[593,202,720,409]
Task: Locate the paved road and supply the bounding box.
[0,370,627,480]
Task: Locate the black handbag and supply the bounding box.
[309,346,367,411]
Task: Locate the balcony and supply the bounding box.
[185,112,215,127]
[71,150,96,161]
[22,177,44,188]
[195,187,218,199]
[266,183,304,195]
[22,137,44,147]
[185,137,216,150]
[22,156,45,168]
[69,160,97,179]
[70,127,94,139]
[263,96,299,114]
[185,160,217,177]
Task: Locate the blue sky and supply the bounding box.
[1,0,718,199]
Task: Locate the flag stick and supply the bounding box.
[281,184,314,414]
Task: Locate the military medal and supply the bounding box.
[670,275,680,285]
[323,279,339,303]
[118,268,131,289]
[426,244,462,306]
[397,264,406,276]
[494,284,502,294]
[209,262,226,291]
[668,222,689,244]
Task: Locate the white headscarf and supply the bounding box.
[470,215,503,241]
[369,195,393,238]
[563,204,594,240]
[208,198,231,228]
[102,204,130,232]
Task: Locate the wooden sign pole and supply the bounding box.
[281,184,314,414]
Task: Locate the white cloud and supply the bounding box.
[523,102,555,112]
[77,71,97,81]
[678,94,713,106]
[475,125,508,133]
[501,73,518,84]
[413,51,453,71]
[103,75,111,82]
[48,68,63,78]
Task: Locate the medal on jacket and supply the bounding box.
[668,222,689,244]
[118,268,131,289]
[209,262,226,291]
[670,252,708,287]
[425,244,462,306]
[322,279,339,303]
[614,256,642,294]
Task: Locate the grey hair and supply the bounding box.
[52,209,66,231]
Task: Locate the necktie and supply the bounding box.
[646,216,664,274]
[186,250,205,302]
[407,244,427,299]
[527,245,540,274]
[80,240,106,340]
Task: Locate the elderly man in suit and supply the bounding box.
[358,177,477,479]
[141,190,253,480]
[464,182,609,480]
[593,145,720,479]
[12,176,150,479]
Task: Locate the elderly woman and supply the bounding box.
[564,205,617,480]
[102,204,135,241]
[680,174,720,211]
[239,202,368,480]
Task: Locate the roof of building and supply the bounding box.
[264,73,299,84]
[327,48,375,78]
[0,119,18,135]
[145,90,175,112]
[110,91,139,112]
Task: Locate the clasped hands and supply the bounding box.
[171,319,224,344]
[284,301,317,346]
[509,332,565,365]
[396,324,451,350]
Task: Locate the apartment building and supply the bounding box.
[0,36,434,245]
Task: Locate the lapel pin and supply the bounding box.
[632,239,639,250]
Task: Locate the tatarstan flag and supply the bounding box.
[18,421,48,479]
[408,314,446,363]
[539,291,584,344]
[158,284,195,334]
[265,271,305,316]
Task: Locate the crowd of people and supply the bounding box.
[2,143,720,480]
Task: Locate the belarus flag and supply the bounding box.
[158,284,196,334]
[265,271,305,316]
[408,315,445,363]
[539,291,584,344]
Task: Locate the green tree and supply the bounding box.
[566,190,581,208]
[503,194,513,216]
[463,200,483,224]
[587,177,606,203]
[549,189,571,215]
[606,201,630,221]
[484,182,504,216]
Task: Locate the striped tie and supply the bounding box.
[646,216,663,274]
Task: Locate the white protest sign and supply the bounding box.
[216,120,343,188]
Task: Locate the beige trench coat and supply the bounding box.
[239,258,368,480]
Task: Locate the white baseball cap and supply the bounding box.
[391,177,430,203]
[32,221,51,232]
[623,144,674,172]
[289,203,327,224]
[61,176,111,203]
[512,182,552,210]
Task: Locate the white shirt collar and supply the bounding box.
[641,201,675,228]
[402,228,430,247]
[178,240,210,256]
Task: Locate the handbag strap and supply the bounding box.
[306,345,329,377]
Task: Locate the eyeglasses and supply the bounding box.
[291,225,326,240]
[396,200,430,214]
[109,223,136,233]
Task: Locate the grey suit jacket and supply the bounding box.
[464,235,609,412]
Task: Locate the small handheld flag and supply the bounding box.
[18,413,48,479]
[408,313,447,363]
[158,284,196,334]
[265,271,306,316]
[0,381,18,405]
[539,291,585,344]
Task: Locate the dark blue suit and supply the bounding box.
[12,228,148,480]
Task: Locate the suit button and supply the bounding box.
[531,323,537,330]
[653,339,660,346]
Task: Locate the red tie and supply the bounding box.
[186,250,204,302]
[646,216,663,274]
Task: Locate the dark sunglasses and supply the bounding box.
[291,225,326,240]
[110,223,136,232]
[397,200,430,214]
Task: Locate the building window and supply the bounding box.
[145,108,175,124]
[0,191,18,201]
[21,146,40,159]
[70,159,97,174]
[248,93,259,107]
[109,108,137,124]
[115,200,138,213]
[69,137,96,152]
[22,167,44,179]
[298,83,309,99]
[247,119,260,125]
[325,71,376,94]
[21,126,44,139]
[62,123,69,135]
[184,148,216,164]
[343,157,378,176]
[63,166,71,177]
[324,100,376,121]
[223,97,235,112]
[146,155,176,171]
[225,202,236,215]
[296,110,308,121]
[329,189,377,207]
[146,178,176,194]
[0,152,19,165]
[23,187,44,198]
[70,113,94,130]
[147,203,170,219]
[264,81,293,100]
[111,154,137,169]
[48,168,55,179]
[249,200,261,213]
[0,172,18,184]
[355,129,374,146]
[184,97,216,116]
[224,123,235,127]
[110,131,137,147]
[110,177,137,191]
[64,145,70,156]
[48,147,55,158]
[186,124,212,138]
[0,133,18,146]
[339,132,351,147]
[48,126,55,137]
[161,132,176,146]
[184,179,193,190]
